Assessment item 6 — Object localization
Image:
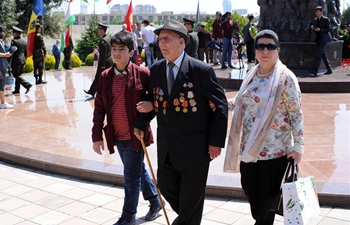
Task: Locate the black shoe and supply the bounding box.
[229,65,236,69]
[113,218,136,225]
[36,79,42,85]
[145,204,162,221]
[84,90,93,96]
[221,65,228,69]
[25,84,32,94]
[12,90,20,95]
[309,70,318,76]
[324,70,332,75]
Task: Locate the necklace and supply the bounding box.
[256,68,274,78]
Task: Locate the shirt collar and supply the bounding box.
[167,51,185,69]
[114,66,128,76]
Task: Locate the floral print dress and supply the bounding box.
[239,74,304,160]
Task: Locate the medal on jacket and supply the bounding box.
[182,100,188,113]
[156,87,160,100]
[163,101,167,115]
[173,98,180,112]
[154,100,159,113]
[159,89,164,101]
[179,93,185,102]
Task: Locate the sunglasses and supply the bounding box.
[255,43,278,51]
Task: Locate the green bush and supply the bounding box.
[45,55,55,70]
[85,53,94,66]
[71,54,82,68]
[23,56,34,73]
[340,30,350,59]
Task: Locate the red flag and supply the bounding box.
[106,0,112,4]
[125,0,133,31]
[65,26,70,47]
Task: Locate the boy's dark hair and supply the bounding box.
[110,32,134,52]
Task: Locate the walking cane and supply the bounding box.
[140,138,170,225]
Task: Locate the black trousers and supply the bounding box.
[158,157,210,225]
[240,156,288,225]
[314,39,332,72]
[245,40,255,63]
[87,67,105,96]
[12,63,30,91]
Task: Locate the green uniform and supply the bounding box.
[33,32,46,83]
[11,36,31,93]
[185,30,199,59]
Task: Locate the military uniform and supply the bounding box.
[63,37,74,70]
[85,23,113,96]
[11,26,31,94]
[33,24,46,84]
[183,18,199,59]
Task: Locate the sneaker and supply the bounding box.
[0,102,14,109]
[113,218,136,225]
[145,204,162,221]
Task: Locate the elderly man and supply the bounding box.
[135,19,228,225]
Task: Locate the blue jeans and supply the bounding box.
[221,37,233,66]
[144,46,155,70]
[115,140,159,221]
[54,55,60,70]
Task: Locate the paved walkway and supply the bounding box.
[0,64,349,224]
[0,161,349,225]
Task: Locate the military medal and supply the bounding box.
[179,93,185,102]
[154,100,159,113]
[173,99,180,112]
[156,87,160,100]
[163,101,167,115]
[182,100,188,113]
[159,89,164,101]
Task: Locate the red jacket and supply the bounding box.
[212,19,223,39]
[92,62,153,154]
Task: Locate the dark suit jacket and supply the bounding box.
[11,36,27,65]
[98,34,113,68]
[143,53,228,170]
[312,16,332,43]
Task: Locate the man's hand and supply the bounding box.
[93,141,104,155]
[136,101,153,113]
[134,128,144,140]
[209,101,216,111]
[208,145,221,159]
[287,151,302,164]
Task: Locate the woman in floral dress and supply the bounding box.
[224,29,304,225]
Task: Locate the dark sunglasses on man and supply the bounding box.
[255,43,278,51]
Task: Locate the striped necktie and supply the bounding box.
[167,62,175,94]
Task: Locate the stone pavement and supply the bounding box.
[0,64,349,224]
[0,161,349,225]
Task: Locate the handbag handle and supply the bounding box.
[284,158,298,183]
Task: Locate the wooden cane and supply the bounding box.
[140,138,170,225]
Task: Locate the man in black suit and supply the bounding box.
[11,26,32,95]
[84,22,113,97]
[135,19,228,225]
[310,6,333,76]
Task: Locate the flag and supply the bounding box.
[26,0,46,58]
[195,0,201,31]
[124,0,133,31]
[106,0,112,4]
[60,1,76,51]
[83,0,89,4]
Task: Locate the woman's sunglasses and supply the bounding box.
[255,43,278,51]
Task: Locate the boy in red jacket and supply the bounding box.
[91,32,161,225]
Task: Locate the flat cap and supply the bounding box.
[154,19,190,45]
[315,6,323,11]
[183,18,195,25]
[12,26,23,33]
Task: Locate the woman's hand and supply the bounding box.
[136,101,154,113]
[287,151,302,164]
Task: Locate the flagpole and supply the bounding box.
[80,0,83,33]
[41,17,47,83]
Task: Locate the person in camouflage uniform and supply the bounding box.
[63,36,74,70]
[33,23,46,84]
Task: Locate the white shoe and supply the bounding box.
[0,102,14,109]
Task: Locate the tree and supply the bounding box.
[341,4,350,25]
[0,0,22,39]
[111,16,123,25]
[75,14,101,62]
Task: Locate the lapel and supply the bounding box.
[168,55,190,100]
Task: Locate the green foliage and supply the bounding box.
[45,55,56,70]
[85,53,94,66]
[0,0,22,39]
[341,4,350,25]
[205,12,248,37]
[23,56,34,73]
[111,16,123,25]
[339,30,350,58]
[75,14,101,63]
[71,54,82,68]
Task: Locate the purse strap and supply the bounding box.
[284,158,299,183]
